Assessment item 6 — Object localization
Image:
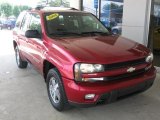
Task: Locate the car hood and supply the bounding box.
[55,35,149,64]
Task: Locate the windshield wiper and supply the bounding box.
[49,31,109,37]
[80,31,109,36]
[49,32,81,36]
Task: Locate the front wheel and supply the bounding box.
[15,46,28,68]
[46,68,69,111]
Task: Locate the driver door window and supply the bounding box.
[29,13,42,34]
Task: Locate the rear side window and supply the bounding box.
[15,12,26,29]
[20,13,31,32]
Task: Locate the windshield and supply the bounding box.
[44,12,109,37]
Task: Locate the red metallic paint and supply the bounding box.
[13,9,156,106]
[63,67,156,104]
[42,35,151,79]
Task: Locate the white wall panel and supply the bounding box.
[69,0,81,9]
[122,0,151,46]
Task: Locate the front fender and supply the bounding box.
[43,48,76,79]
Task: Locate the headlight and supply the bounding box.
[79,64,104,73]
[146,53,153,63]
[74,63,104,82]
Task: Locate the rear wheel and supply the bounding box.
[15,46,28,68]
[46,68,69,111]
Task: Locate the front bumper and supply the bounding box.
[62,67,156,106]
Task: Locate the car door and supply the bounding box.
[13,12,31,61]
[18,12,32,61]
[26,13,44,70]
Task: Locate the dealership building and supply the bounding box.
[69,0,160,66]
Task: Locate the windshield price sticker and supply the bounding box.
[46,13,59,21]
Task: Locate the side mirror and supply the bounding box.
[25,30,41,38]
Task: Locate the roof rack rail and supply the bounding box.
[35,4,49,10]
[32,5,79,11]
[69,7,79,11]
[35,6,44,10]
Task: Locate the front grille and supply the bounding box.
[104,68,146,81]
[104,58,146,70]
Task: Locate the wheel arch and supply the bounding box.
[13,40,17,50]
[43,60,60,81]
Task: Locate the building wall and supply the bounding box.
[122,0,151,45]
[69,0,81,10]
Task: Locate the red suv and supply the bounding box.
[13,7,156,111]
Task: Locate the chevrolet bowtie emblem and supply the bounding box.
[127,67,136,73]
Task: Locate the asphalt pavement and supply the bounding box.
[0,30,160,120]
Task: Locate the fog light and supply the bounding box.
[85,94,95,100]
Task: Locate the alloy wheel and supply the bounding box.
[49,77,60,104]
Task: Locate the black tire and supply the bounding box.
[46,68,69,111]
[15,46,28,68]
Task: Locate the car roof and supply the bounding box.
[29,6,88,14]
